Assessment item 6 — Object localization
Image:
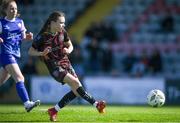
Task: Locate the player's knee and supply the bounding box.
[16,75,25,82]
[72,79,81,88]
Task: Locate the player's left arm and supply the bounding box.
[63,40,73,55]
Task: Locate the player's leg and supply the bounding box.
[55,90,76,110]
[0,67,11,86]
[48,73,85,122]
[64,73,106,113]
[48,90,76,121]
[48,68,79,121]
[5,63,40,112]
[64,73,96,104]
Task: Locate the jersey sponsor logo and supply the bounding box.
[7,32,21,40]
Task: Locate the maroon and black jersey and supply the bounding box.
[32,30,77,83]
[32,30,69,60]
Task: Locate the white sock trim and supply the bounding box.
[93,101,98,107]
[54,104,60,111]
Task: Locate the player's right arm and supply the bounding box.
[29,34,51,58]
[28,46,50,56]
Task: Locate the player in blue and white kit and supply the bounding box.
[0,0,40,112]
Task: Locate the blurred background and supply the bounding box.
[0,0,180,105]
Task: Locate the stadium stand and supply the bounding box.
[20,0,93,35]
[101,0,180,77]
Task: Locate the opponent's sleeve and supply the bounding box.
[64,30,70,42]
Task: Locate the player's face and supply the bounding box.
[51,16,65,32]
[6,1,17,19]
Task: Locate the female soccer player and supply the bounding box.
[28,11,106,121]
[0,0,40,112]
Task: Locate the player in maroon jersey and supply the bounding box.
[28,11,106,122]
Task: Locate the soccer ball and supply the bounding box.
[147,89,165,107]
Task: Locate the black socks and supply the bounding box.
[58,91,76,108]
[57,87,96,110]
[76,87,96,105]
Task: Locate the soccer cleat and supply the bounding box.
[96,100,106,113]
[48,107,58,122]
[25,100,40,112]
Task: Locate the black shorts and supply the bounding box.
[50,64,77,85]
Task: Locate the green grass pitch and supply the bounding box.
[0,104,180,122]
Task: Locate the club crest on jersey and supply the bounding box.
[18,23,22,28]
[59,34,64,41]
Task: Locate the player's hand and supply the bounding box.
[0,38,3,43]
[26,32,33,40]
[42,47,51,56]
[63,47,70,54]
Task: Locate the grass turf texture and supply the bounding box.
[0,105,180,122]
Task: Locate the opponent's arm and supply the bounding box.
[63,40,73,54]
